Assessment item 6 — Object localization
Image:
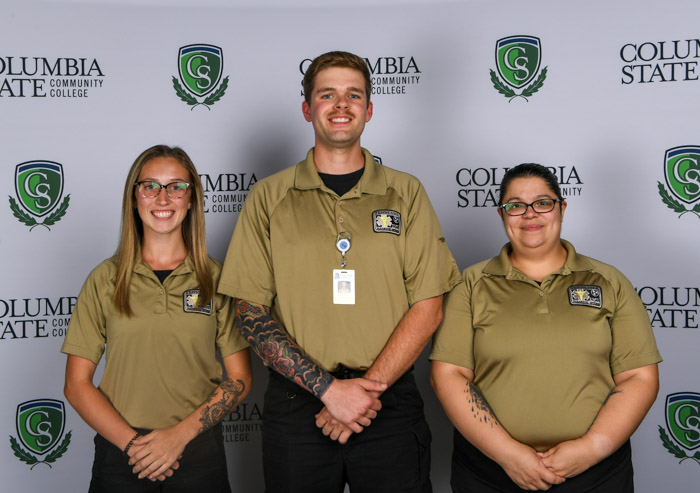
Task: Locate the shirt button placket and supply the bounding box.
[156,287,167,314]
[335,199,345,228]
[537,289,549,314]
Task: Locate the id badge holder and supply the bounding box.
[333,269,355,305]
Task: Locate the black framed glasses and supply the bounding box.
[499,198,561,216]
[135,181,191,199]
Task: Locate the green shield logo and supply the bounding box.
[665,392,700,451]
[178,44,223,97]
[496,36,541,89]
[14,161,64,217]
[665,146,700,204]
[16,399,65,455]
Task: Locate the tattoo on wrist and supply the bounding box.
[236,300,333,399]
[465,382,499,428]
[198,378,245,434]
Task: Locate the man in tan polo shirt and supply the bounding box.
[219,51,461,492]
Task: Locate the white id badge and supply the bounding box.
[333,269,355,305]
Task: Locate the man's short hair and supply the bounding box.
[302,51,372,105]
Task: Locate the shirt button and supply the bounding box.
[338,200,343,205]
[339,217,344,223]
[160,289,164,294]
[539,292,544,297]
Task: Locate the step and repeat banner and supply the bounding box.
[1,0,698,491]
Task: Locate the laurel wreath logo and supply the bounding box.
[490,67,548,102]
[172,76,229,110]
[9,431,72,469]
[9,195,71,231]
[657,182,700,218]
[658,426,700,465]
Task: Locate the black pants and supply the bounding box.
[262,369,433,493]
[451,429,634,493]
[88,423,231,493]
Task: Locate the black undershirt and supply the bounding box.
[153,270,173,284]
[318,167,365,197]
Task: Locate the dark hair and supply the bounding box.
[302,51,372,105]
[498,163,563,205]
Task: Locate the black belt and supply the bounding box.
[330,365,366,380]
[268,365,414,383]
[330,364,415,381]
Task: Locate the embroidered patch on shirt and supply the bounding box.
[568,285,602,309]
[372,210,401,235]
[183,289,212,315]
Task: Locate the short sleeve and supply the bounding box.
[402,183,461,304]
[61,263,110,364]
[218,183,277,306]
[215,291,249,357]
[430,271,475,369]
[609,273,662,374]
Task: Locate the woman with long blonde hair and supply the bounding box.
[62,145,251,492]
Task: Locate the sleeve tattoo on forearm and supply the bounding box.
[198,378,245,433]
[235,300,334,399]
[465,382,500,428]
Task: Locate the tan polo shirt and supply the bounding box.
[430,240,661,451]
[219,148,461,371]
[61,255,247,429]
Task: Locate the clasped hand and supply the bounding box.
[499,443,566,491]
[538,435,605,479]
[316,377,385,443]
[127,427,188,481]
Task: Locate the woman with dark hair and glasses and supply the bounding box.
[430,163,661,492]
[62,145,251,492]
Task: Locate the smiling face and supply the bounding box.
[302,66,373,152]
[135,156,192,241]
[499,176,567,254]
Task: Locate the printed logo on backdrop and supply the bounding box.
[0,296,76,341]
[173,44,229,110]
[456,166,583,208]
[658,392,700,466]
[10,399,72,469]
[222,401,261,444]
[620,39,700,84]
[200,172,257,214]
[0,56,104,98]
[9,161,71,231]
[636,285,699,329]
[299,57,421,97]
[490,36,548,102]
[658,146,700,218]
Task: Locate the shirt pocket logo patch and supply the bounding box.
[183,289,212,315]
[568,285,602,309]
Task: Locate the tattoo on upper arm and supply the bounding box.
[465,382,500,428]
[198,378,245,434]
[235,299,334,399]
[587,388,623,431]
[602,389,622,407]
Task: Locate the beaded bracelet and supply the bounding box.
[123,432,141,456]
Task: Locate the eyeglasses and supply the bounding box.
[135,181,191,199]
[499,198,561,216]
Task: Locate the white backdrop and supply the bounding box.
[1,0,699,491]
